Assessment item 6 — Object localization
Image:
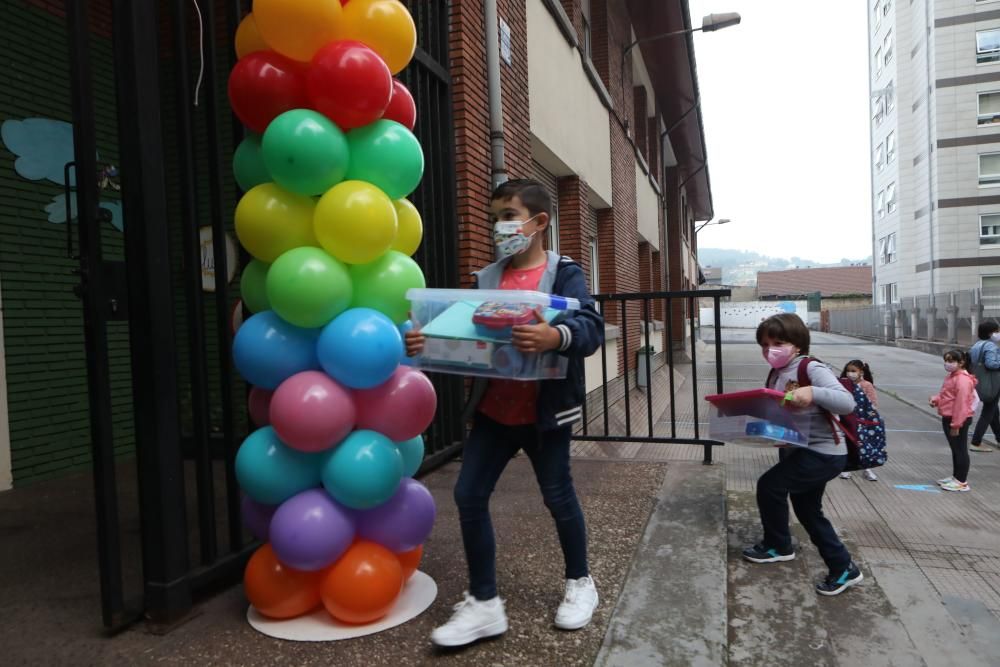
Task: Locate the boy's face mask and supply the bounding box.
[494,216,540,258]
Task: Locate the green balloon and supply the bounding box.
[240,259,271,314]
[266,247,353,329]
[346,120,424,200]
[262,110,349,197]
[233,134,271,192]
[349,250,426,324]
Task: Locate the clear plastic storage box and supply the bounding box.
[405,288,580,380]
[704,389,812,447]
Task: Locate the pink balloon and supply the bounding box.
[270,371,356,453]
[248,387,273,427]
[354,367,437,442]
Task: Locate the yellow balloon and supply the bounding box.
[235,13,269,59]
[391,198,423,256]
[253,0,343,62]
[235,183,318,263]
[315,181,398,265]
[336,0,416,75]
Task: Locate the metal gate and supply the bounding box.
[64,0,461,630]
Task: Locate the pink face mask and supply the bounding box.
[764,344,798,369]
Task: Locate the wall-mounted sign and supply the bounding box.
[500,19,512,66]
[199,226,238,292]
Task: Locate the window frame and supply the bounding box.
[883,30,893,65]
[875,46,883,76]
[886,131,896,163]
[875,142,885,171]
[980,151,1000,186]
[886,182,897,213]
[977,28,1000,65]
[885,83,895,112]
[877,190,885,218]
[874,0,881,28]
[588,237,600,294]
[978,90,1000,126]
[581,0,593,60]
[981,213,1000,245]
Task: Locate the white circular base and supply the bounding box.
[247,571,437,642]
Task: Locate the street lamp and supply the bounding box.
[623,12,742,63]
[695,218,730,233]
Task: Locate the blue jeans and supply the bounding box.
[454,414,589,600]
[757,448,852,573]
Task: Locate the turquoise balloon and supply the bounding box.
[235,427,323,505]
[346,120,424,200]
[262,109,350,196]
[395,436,424,478]
[233,134,271,192]
[321,430,403,510]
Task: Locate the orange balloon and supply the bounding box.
[397,544,423,581]
[235,14,269,59]
[254,0,343,63]
[336,0,416,75]
[320,540,403,624]
[244,543,324,619]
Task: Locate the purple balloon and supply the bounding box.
[269,488,356,571]
[357,478,436,553]
[241,495,277,541]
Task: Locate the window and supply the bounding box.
[979,91,1000,126]
[875,47,883,76]
[982,276,1000,309]
[883,0,891,16]
[981,213,1000,245]
[884,31,893,65]
[547,200,560,254]
[589,237,600,294]
[877,190,885,218]
[886,83,895,112]
[875,142,885,170]
[581,0,592,60]
[886,131,896,162]
[978,29,1000,64]
[886,182,897,212]
[879,233,897,264]
[874,1,881,28]
[872,95,885,125]
[980,152,1000,185]
[881,283,898,305]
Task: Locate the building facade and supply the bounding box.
[869,0,1000,306]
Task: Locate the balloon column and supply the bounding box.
[229,0,437,626]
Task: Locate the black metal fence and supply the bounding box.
[574,289,730,464]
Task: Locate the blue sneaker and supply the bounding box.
[742,542,795,563]
[816,563,863,596]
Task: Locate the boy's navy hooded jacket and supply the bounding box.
[462,251,605,430]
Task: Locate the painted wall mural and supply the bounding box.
[1,117,123,231]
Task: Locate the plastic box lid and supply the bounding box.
[407,288,580,312]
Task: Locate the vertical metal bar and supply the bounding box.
[66,0,129,630]
[688,296,707,463]
[112,0,192,622]
[200,0,241,551]
[713,295,724,395]
[666,296,676,439]
[599,299,609,436]
[63,162,77,258]
[620,299,631,438]
[642,298,653,437]
[172,0,216,565]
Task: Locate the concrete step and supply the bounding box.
[595,461,728,667]
[727,490,927,666]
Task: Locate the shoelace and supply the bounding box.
[447,594,483,625]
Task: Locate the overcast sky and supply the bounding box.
[687,0,872,263]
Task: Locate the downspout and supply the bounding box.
[485,0,507,189]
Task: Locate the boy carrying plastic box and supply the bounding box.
[405,179,604,647]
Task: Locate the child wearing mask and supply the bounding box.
[931,350,978,492]
[838,360,880,481]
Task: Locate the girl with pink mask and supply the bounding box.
[742,314,863,597]
[930,350,978,492]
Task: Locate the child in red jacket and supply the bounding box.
[930,349,978,492]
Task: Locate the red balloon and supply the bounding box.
[228,51,309,134]
[307,41,393,130]
[354,367,437,442]
[382,80,416,130]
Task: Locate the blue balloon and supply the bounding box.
[321,430,403,509]
[235,427,323,505]
[233,310,321,389]
[395,436,424,478]
[317,308,403,389]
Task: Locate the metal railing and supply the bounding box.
[574,289,730,464]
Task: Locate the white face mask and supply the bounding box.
[944,361,959,373]
[847,371,861,382]
[991,332,1000,344]
[493,217,539,258]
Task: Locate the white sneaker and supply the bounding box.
[839,472,852,480]
[941,480,971,493]
[863,469,878,481]
[554,576,599,630]
[936,476,954,486]
[430,593,508,647]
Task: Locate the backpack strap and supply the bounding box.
[794,356,847,445]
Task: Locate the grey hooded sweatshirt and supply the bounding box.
[767,356,856,456]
